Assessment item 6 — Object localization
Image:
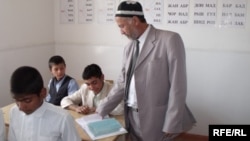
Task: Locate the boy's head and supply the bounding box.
[82,64,104,94]
[10,66,46,115]
[48,55,66,80]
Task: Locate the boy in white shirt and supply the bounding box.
[0,109,6,141]
[61,64,123,115]
[8,66,81,141]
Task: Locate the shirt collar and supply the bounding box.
[24,102,47,118]
[54,75,66,83]
[137,25,151,49]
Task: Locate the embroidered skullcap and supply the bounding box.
[115,1,144,17]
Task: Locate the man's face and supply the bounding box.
[84,75,104,94]
[13,88,46,115]
[115,17,138,40]
[50,63,66,80]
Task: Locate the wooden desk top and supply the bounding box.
[1,103,125,141]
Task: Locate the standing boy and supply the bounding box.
[46,55,79,106]
[8,66,81,141]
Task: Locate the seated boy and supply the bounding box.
[8,66,81,141]
[61,64,123,115]
[46,55,79,106]
[0,109,6,141]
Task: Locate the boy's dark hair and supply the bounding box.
[48,55,66,69]
[82,64,103,80]
[10,66,44,96]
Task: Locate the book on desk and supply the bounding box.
[75,113,127,140]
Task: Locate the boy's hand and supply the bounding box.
[75,105,90,114]
[90,107,96,113]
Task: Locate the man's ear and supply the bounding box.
[132,16,139,25]
[40,87,47,98]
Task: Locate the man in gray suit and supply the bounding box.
[96,1,196,141]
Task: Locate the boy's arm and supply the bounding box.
[8,108,17,141]
[45,94,51,102]
[61,88,83,109]
[68,79,79,95]
[46,79,52,102]
[0,110,6,141]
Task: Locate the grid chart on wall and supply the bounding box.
[60,0,248,28]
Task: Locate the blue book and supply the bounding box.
[87,118,122,137]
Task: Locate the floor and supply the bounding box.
[174,133,208,141]
[116,133,208,141]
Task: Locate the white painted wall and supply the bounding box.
[185,49,250,134]
[0,45,54,107]
[0,0,54,107]
[55,44,123,81]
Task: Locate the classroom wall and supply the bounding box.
[54,0,250,136]
[0,0,54,107]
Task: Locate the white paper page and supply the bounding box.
[75,113,127,140]
[75,113,107,128]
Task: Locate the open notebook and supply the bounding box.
[75,113,127,140]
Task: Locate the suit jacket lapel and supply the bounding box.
[125,40,138,73]
[136,26,156,69]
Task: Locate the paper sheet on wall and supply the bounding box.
[220,0,247,28]
[60,0,75,24]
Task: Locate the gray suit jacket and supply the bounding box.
[97,25,196,141]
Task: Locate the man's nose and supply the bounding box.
[120,29,125,34]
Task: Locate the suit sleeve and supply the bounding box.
[96,45,130,117]
[163,33,187,133]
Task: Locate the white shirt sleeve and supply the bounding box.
[8,106,18,141]
[46,79,52,102]
[67,79,79,95]
[60,86,84,108]
[0,110,6,141]
[61,114,81,141]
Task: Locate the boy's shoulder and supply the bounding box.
[44,102,70,116]
[11,102,70,118]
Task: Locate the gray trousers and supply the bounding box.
[125,108,179,141]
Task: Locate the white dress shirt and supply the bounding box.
[61,80,124,115]
[0,110,6,141]
[127,25,151,108]
[8,102,81,141]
